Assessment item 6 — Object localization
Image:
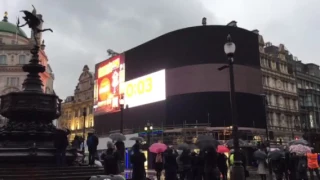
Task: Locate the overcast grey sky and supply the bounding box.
[1,0,319,99]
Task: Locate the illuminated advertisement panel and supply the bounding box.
[94,55,125,114]
[125,69,165,108]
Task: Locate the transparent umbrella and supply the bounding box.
[129,136,144,142]
[109,133,126,141]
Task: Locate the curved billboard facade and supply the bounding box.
[94,25,265,135]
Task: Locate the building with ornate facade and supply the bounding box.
[258,35,302,142]
[0,11,55,126]
[58,65,94,141]
[287,57,320,148]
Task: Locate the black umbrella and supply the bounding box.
[196,136,220,149]
[225,139,247,147]
[268,150,285,160]
[177,143,189,150]
[254,150,267,160]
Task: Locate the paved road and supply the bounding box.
[123,169,262,180]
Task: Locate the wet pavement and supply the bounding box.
[123,169,263,179]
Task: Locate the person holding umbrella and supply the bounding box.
[268,150,286,180]
[216,145,229,180]
[130,143,146,180]
[254,148,267,180]
[164,147,178,180]
[153,152,164,180]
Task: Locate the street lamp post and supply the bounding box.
[144,122,153,169]
[219,34,244,180]
[82,108,87,163]
[119,95,125,133]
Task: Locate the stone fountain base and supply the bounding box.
[0,130,77,166]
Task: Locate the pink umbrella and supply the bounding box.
[149,143,167,153]
[217,145,230,153]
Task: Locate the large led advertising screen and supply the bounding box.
[94,55,125,115]
[125,69,166,108]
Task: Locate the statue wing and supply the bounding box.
[20,10,41,25]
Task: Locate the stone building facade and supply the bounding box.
[288,57,320,147]
[258,35,302,142]
[58,65,94,141]
[0,11,55,126]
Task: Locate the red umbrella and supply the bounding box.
[149,143,167,153]
[217,145,230,153]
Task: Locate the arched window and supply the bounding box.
[19,55,26,64]
[0,55,7,65]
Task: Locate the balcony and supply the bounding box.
[263,85,297,97]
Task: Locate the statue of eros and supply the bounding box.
[17,5,53,46]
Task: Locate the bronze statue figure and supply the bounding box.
[17,5,53,46]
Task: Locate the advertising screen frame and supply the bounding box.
[124,69,166,108]
[94,54,125,115]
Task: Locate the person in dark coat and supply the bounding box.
[190,151,200,180]
[196,150,205,180]
[87,132,99,166]
[271,157,286,180]
[130,144,146,180]
[71,135,81,150]
[164,148,178,180]
[101,141,120,175]
[177,149,192,180]
[54,128,70,166]
[154,153,164,180]
[288,153,298,180]
[217,153,228,180]
[115,140,125,173]
[203,146,220,180]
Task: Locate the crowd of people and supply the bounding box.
[255,147,320,180]
[99,140,247,180]
[54,130,320,180]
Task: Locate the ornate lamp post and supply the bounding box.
[119,95,124,133]
[219,35,244,180]
[144,122,153,169]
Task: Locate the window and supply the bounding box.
[90,118,94,127]
[0,55,7,65]
[6,77,19,87]
[89,107,93,114]
[19,55,26,64]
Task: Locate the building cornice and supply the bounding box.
[0,44,33,50]
[261,68,295,82]
[0,65,24,72]
[296,71,320,83]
